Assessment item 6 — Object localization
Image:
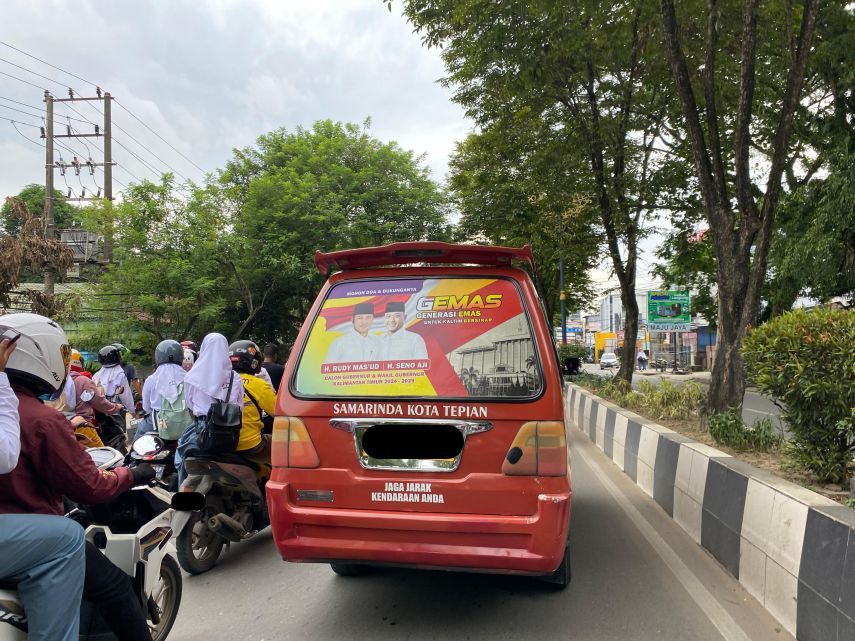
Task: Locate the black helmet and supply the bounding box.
[155,339,184,366]
[228,340,262,374]
[98,344,121,366]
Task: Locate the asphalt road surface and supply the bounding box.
[168,429,791,641]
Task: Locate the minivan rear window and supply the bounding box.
[293,277,543,399]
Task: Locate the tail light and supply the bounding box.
[502,421,567,477]
[271,417,320,468]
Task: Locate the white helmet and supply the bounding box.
[0,313,70,396]
[181,348,195,372]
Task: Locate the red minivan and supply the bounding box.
[267,242,572,586]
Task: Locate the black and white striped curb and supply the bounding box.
[566,383,855,641]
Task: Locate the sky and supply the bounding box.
[0,0,659,299]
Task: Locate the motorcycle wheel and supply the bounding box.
[148,554,182,641]
[176,510,224,575]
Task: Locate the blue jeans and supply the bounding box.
[133,413,155,440]
[175,417,202,485]
[0,514,85,641]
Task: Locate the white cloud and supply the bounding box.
[0,0,470,198]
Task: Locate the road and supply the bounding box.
[168,428,790,641]
[580,364,784,435]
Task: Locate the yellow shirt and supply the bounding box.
[236,373,277,451]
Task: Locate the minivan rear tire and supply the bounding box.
[330,562,369,577]
[539,543,571,589]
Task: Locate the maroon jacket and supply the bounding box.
[0,387,133,516]
[71,371,122,423]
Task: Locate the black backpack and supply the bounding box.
[196,373,243,454]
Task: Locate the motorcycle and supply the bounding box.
[131,434,179,492]
[0,443,205,641]
[173,454,270,575]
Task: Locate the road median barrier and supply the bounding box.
[566,383,855,641]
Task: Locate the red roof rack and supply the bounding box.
[314,241,535,275]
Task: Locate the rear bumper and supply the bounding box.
[266,481,571,575]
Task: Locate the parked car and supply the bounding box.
[600,352,619,369]
[267,242,572,587]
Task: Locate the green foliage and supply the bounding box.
[220,119,452,344]
[575,375,704,420]
[708,409,781,452]
[1,184,79,236]
[742,308,855,483]
[770,145,855,312]
[637,379,705,421]
[76,120,452,356]
[449,118,597,320]
[558,343,587,362]
[80,177,229,357]
[400,0,689,383]
[653,226,717,328]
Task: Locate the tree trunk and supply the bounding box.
[708,288,746,412]
[618,291,639,383]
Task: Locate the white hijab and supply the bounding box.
[142,363,186,412]
[94,363,133,410]
[184,333,244,416]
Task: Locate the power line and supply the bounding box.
[7,120,43,148]
[0,101,43,121]
[0,56,70,91]
[1,42,204,178]
[0,68,44,90]
[4,117,39,129]
[57,97,186,182]
[114,100,204,173]
[0,40,98,89]
[0,95,93,124]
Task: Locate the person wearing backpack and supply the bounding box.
[138,340,193,441]
[175,333,244,483]
[228,340,277,477]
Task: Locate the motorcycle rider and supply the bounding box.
[176,333,244,483]
[0,333,86,641]
[0,313,156,641]
[93,344,134,412]
[69,350,123,426]
[181,347,196,372]
[229,340,277,473]
[112,342,142,411]
[137,339,188,438]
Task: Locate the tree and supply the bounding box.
[1,184,79,236]
[80,178,229,355]
[653,227,719,327]
[448,115,597,324]
[219,119,452,345]
[659,0,822,413]
[654,5,854,326]
[398,0,687,383]
[0,197,74,316]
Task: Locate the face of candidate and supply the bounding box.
[352,313,374,337]
[384,311,405,334]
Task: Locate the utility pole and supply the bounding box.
[42,88,115,276]
[103,92,113,261]
[43,91,55,294]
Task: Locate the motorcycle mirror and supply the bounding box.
[86,446,124,469]
[171,491,206,512]
[132,434,164,457]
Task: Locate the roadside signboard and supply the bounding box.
[647,290,691,332]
